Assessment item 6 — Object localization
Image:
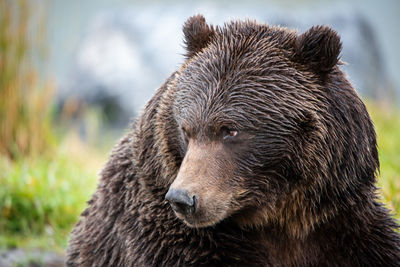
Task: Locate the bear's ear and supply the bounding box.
[293,26,342,75]
[183,15,215,58]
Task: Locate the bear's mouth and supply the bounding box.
[177,213,224,228]
[170,201,233,228]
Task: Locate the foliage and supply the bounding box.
[367,101,400,219]
[0,133,104,250]
[0,0,107,251]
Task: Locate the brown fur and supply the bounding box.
[67,15,400,266]
[183,15,215,58]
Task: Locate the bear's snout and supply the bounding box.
[166,141,236,227]
[165,188,197,215]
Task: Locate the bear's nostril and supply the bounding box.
[192,195,197,209]
[165,188,197,215]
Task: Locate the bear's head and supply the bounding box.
[162,15,378,237]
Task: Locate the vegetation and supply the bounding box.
[367,102,400,216]
[0,134,103,250]
[0,0,55,160]
[0,0,104,251]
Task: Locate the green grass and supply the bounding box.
[0,133,106,251]
[367,102,400,220]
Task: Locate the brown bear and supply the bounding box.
[66,15,400,266]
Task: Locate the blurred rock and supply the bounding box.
[58,4,393,129]
[272,11,392,100]
[0,249,64,267]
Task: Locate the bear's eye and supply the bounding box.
[222,128,238,140]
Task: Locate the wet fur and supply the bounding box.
[66,15,400,266]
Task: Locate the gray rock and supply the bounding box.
[0,249,64,267]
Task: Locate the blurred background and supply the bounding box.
[0,0,399,265]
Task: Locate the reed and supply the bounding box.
[0,0,55,160]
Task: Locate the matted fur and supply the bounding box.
[66,15,400,266]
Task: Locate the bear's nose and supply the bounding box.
[165,188,197,215]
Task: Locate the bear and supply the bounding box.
[66,15,400,266]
